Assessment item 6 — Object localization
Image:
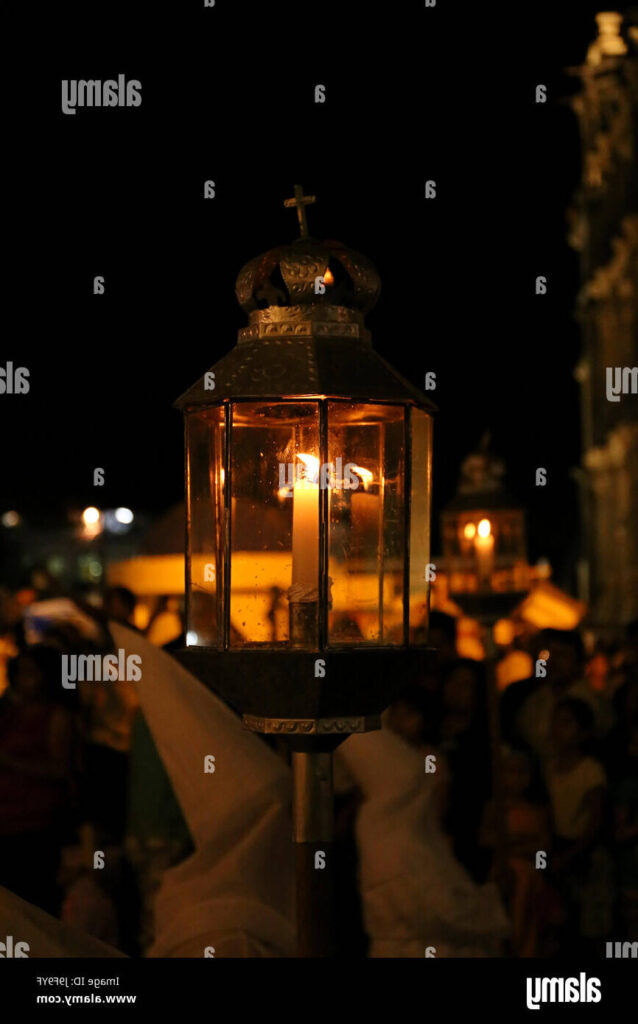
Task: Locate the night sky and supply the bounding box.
[4,0,610,588]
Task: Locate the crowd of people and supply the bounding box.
[0,583,190,954]
[0,579,636,958]
[385,613,638,957]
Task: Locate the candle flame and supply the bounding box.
[323,267,334,285]
[297,453,320,483]
[349,464,373,490]
[464,522,476,540]
[477,518,491,539]
[278,455,373,496]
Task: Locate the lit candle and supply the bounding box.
[475,517,494,587]
[291,454,319,597]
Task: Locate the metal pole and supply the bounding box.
[482,622,507,885]
[292,749,336,957]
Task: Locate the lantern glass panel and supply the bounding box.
[327,401,405,646]
[409,409,433,639]
[186,406,226,648]
[229,401,320,648]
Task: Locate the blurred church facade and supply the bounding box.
[569,10,638,637]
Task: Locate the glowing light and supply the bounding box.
[82,507,101,526]
[292,454,320,592]
[477,518,491,539]
[186,630,199,646]
[463,522,476,540]
[2,510,20,528]
[493,618,514,646]
[323,267,334,285]
[349,464,373,490]
[114,507,134,525]
[82,506,103,538]
[278,456,373,497]
[297,453,320,483]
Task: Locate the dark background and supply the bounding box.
[3,0,609,588]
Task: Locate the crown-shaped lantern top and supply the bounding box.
[175,185,432,411]
[235,184,381,327]
[445,433,517,512]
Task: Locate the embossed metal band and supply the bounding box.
[238,304,369,343]
[242,714,381,735]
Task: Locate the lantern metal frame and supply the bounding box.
[178,396,433,735]
[173,188,436,955]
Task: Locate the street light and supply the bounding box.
[175,186,435,956]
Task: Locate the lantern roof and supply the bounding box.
[175,185,435,412]
[235,236,381,317]
[444,433,519,512]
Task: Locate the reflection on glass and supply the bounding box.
[327,401,405,646]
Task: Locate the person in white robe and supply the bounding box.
[2,617,508,957]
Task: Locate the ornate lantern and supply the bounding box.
[175,186,435,955]
[441,435,532,887]
[442,434,529,619]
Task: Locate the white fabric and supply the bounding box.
[112,625,510,958]
[545,756,607,840]
[337,728,510,957]
[24,598,105,645]
[109,624,296,958]
[0,886,124,958]
[2,617,510,958]
[516,681,614,767]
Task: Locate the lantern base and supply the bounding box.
[243,712,379,753]
[243,713,379,736]
[174,646,435,722]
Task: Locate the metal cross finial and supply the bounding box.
[283,184,316,238]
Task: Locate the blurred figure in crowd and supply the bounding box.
[104,586,137,628]
[546,698,613,952]
[410,611,458,744]
[385,683,449,827]
[439,658,492,881]
[386,685,427,750]
[426,611,458,666]
[480,746,553,957]
[610,619,638,762]
[0,647,77,913]
[612,713,638,940]
[501,629,614,770]
[146,596,183,647]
